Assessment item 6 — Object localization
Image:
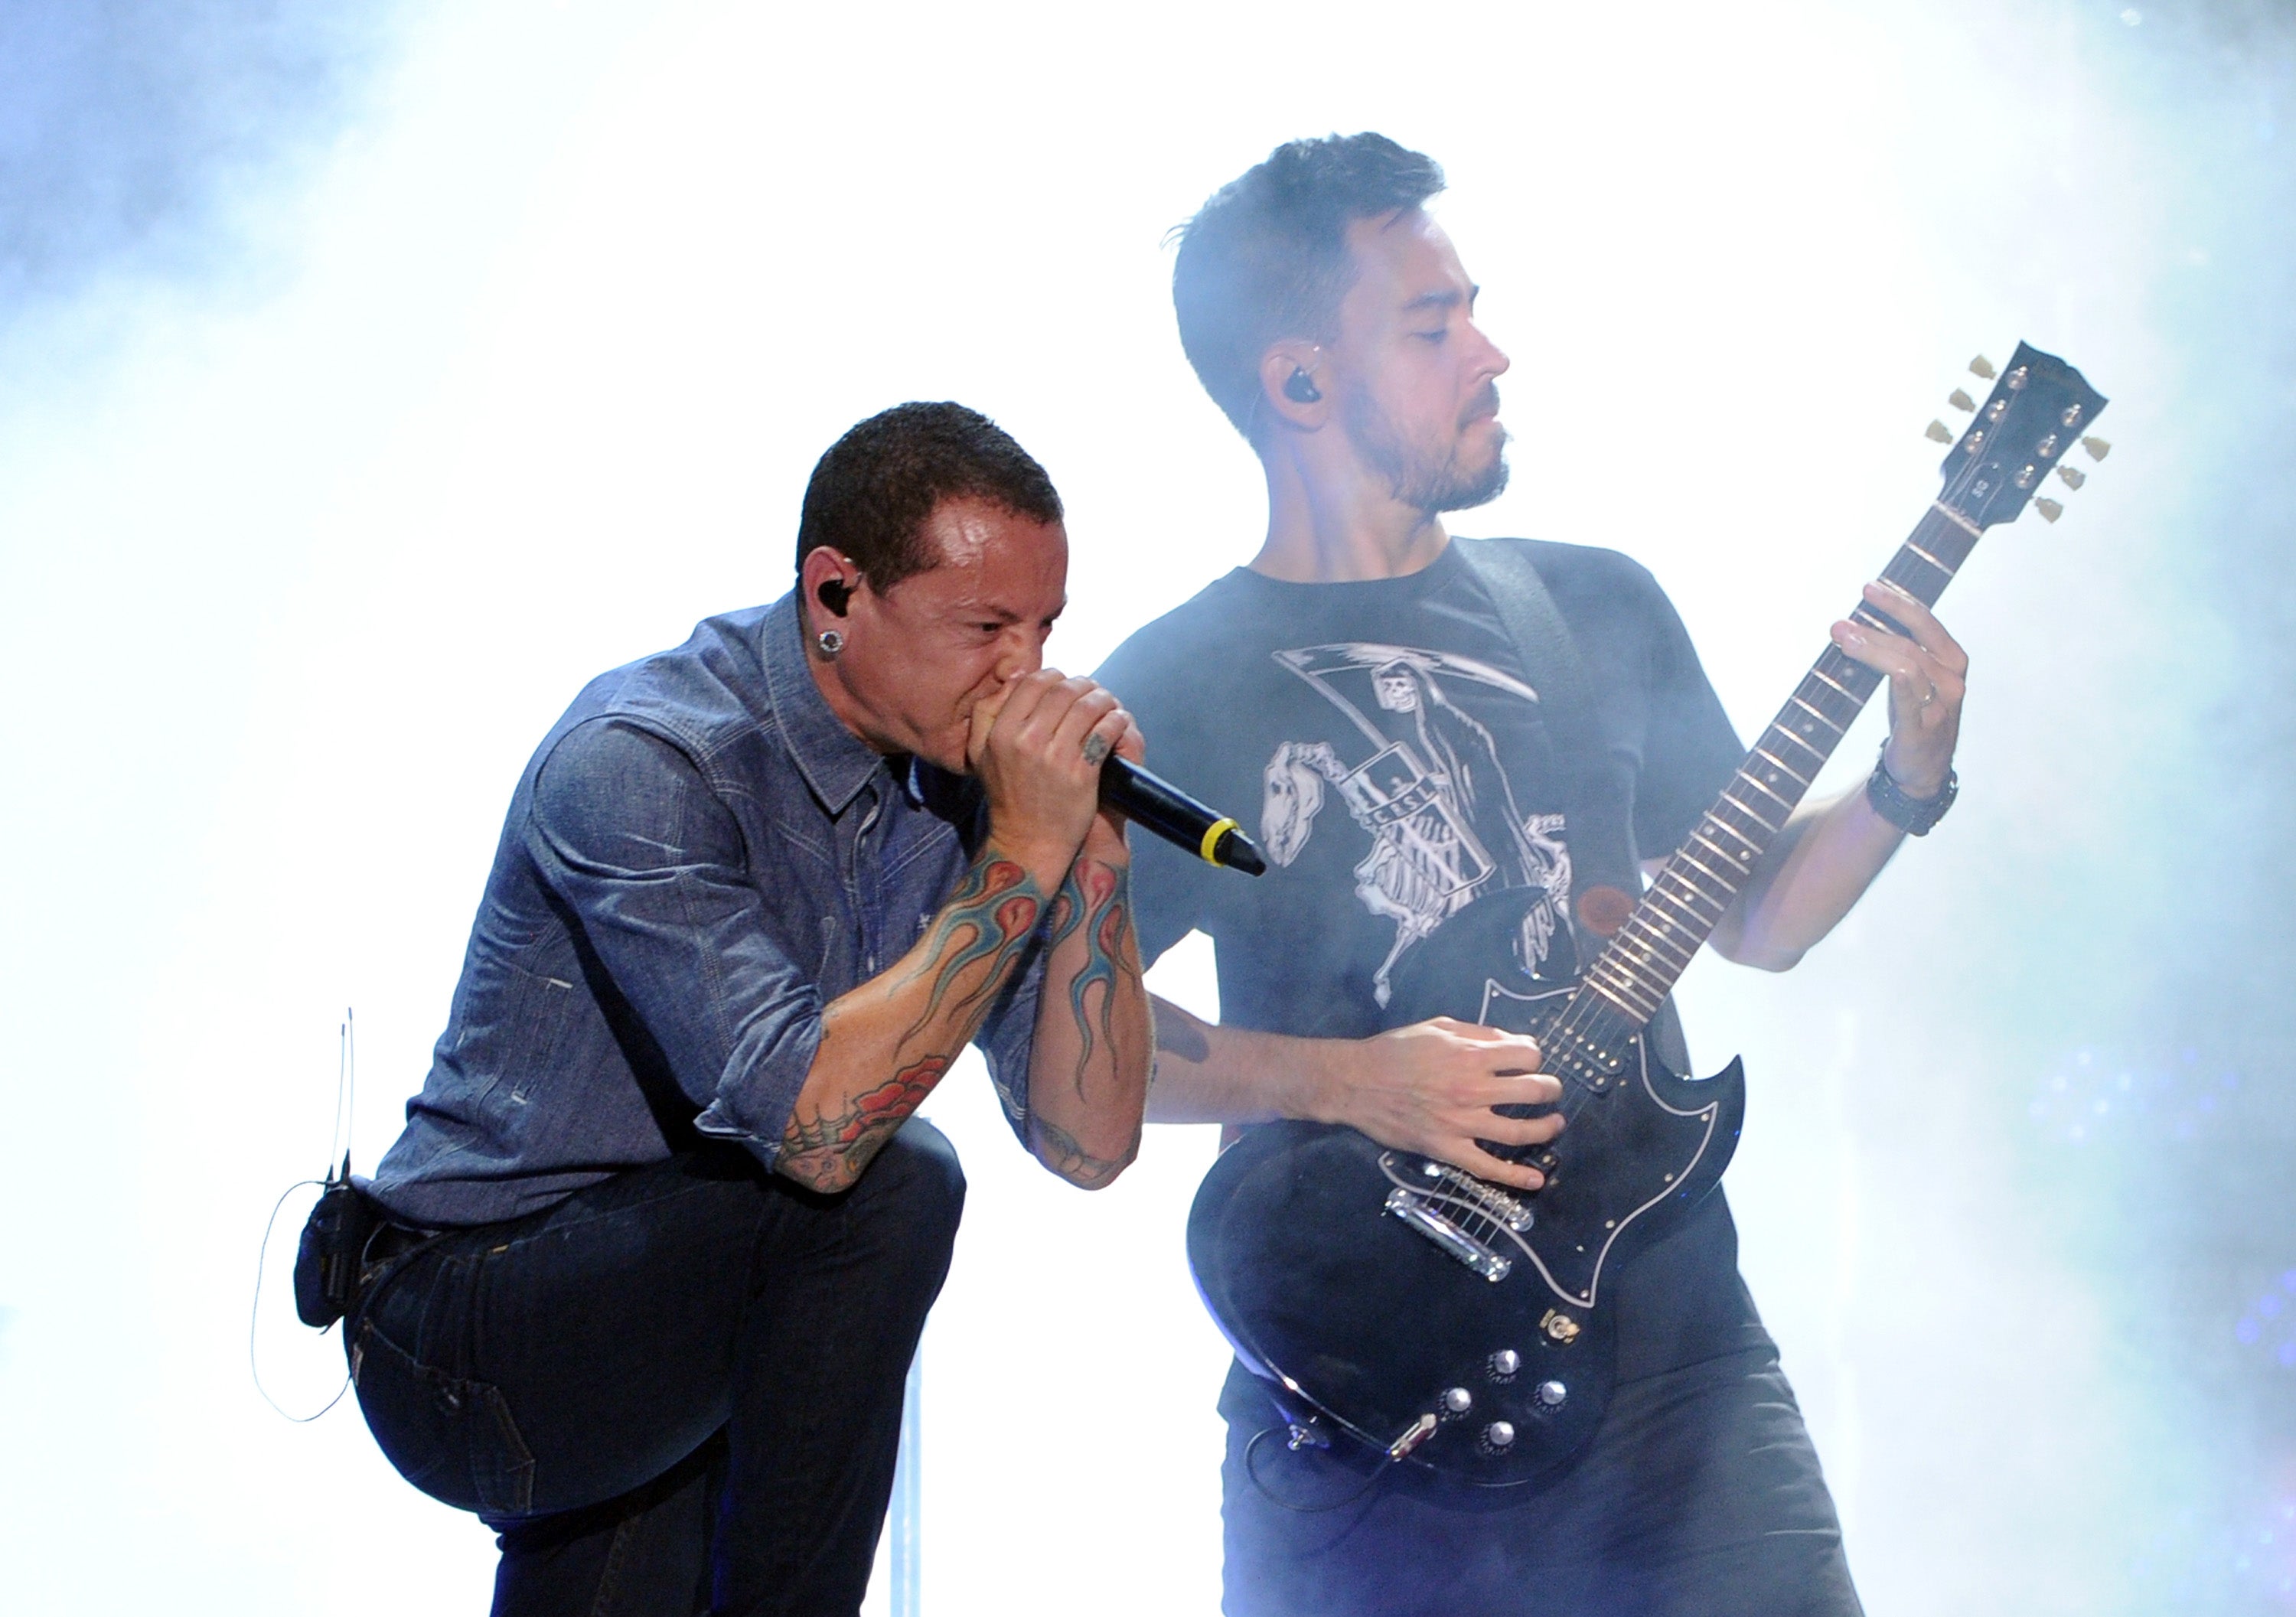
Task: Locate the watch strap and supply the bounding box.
[1866,752,1957,836]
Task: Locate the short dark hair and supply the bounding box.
[1172,134,1446,442]
[794,401,1063,588]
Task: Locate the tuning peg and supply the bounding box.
[1948,389,1977,412]
[2056,465,2086,490]
[1969,355,1998,379]
[2033,497,2064,523]
[2081,435,2112,461]
[1925,419,1955,443]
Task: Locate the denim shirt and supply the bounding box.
[367,592,1043,1227]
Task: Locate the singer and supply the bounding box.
[344,402,1151,1615]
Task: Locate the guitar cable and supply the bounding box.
[249,1010,358,1423]
[1241,1423,1398,1514]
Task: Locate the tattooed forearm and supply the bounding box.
[892,856,1044,1048]
[1029,1110,1139,1190]
[780,1058,947,1192]
[778,852,1045,1194]
[1022,852,1148,1185]
[1148,992,1221,1079]
[1153,999,1212,1066]
[1055,857,1138,1100]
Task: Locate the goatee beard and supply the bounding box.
[1345,393,1511,515]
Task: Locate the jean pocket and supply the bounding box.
[354,1320,536,1517]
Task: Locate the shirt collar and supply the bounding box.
[762,592,887,817]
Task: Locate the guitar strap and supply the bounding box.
[1452,537,1691,1066]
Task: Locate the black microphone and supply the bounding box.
[1100,756,1265,875]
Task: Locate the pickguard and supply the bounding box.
[1465,977,1723,1309]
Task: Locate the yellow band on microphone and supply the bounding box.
[1199,817,1240,866]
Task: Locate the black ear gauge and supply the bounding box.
[1283,368,1323,404]
[816,578,853,616]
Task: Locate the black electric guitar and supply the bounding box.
[1186,343,2109,1488]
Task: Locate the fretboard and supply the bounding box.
[1575,500,1981,1028]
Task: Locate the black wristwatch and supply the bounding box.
[1865,751,1957,836]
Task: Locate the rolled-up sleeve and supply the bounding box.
[975,934,1045,1143]
[527,718,820,1168]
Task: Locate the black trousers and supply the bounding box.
[1221,1347,1863,1617]
[350,1122,965,1616]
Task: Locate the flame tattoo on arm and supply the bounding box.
[891,856,1042,1050]
[1022,853,1146,1184]
[778,855,1044,1193]
[1049,857,1136,1101]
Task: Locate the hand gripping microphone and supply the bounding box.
[1100,756,1266,875]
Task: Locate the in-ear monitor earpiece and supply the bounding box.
[1283,368,1323,405]
[816,578,853,617]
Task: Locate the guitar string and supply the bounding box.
[1369,377,2069,1469]
[1450,398,2024,1205]
[1486,487,1993,1185]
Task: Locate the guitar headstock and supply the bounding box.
[1926,341,2109,529]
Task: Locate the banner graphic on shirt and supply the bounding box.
[1259,643,1570,1006]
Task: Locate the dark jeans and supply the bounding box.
[350,1122,966,1616]
[1220,1347,1863,1617]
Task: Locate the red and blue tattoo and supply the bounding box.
[1044,856,1140,1102]
[779,855,1044,1192]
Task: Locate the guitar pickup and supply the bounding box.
[1385,1188,1512,1282]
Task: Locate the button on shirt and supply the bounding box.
[367,592,1044,1227]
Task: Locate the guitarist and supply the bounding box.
[1096,135,1966,1617]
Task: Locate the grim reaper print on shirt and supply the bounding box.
[1260,643,1571,1007]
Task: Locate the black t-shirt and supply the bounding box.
[1097,538,1773,1382]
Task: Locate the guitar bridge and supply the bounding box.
[1418,1162,1536,1232]
[1385,1188,1512,1282]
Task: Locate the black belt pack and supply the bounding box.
[292,1166,380,1328]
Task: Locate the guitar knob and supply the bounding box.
[1483,1421,1517,1450]
[1535,1379,1568,1409]
[1489,1348,1521,1379]
[1442,1386,1473,1414]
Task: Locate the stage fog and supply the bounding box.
[2,2,2291,1611]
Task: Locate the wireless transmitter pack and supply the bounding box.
[292,1150,377,1328]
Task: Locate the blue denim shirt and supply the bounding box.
[367,592,1043,1227]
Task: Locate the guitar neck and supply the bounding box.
[1576,502,1982,1028]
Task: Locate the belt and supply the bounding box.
[353,1219,444,1312]
[366,1221,435,1264]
